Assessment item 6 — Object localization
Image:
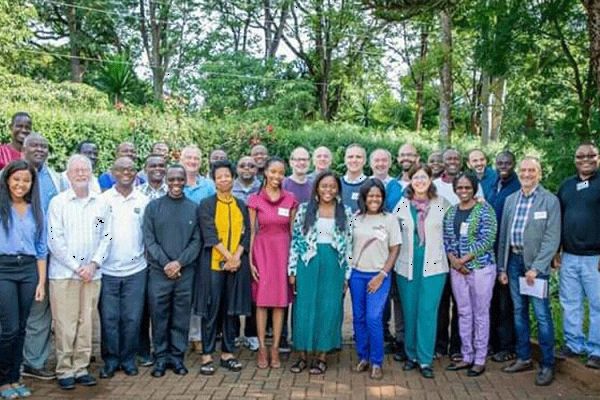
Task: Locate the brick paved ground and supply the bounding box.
[24,298,600,399]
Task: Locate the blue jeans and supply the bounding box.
[349,269,391,367]
[507,254,555,368]
[560,253,600,357]
[100,269,147,369]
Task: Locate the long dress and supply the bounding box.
[247,189,298,307]
[293,218,345,352]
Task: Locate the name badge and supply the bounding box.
[278,207,290,217]
[351,192,359,201]
[460,222,469,236]
[534,211,547,220]
[576,181,589,191]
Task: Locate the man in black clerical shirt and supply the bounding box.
[143,165,201,377]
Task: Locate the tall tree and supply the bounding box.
[438,7,453,145]
[582,0,600,104]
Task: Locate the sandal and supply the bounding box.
[257,347,269,369]
[13,384,32,398]
[0,387,18,400]
[290,359,308,373]
[492,350,516,363]
[220,358,242,372]
[309,359,327,375]
[270,347,281,369]
[199,361,215,376]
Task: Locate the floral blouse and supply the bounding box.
[288,203,354,279]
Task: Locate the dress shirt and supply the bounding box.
[138,182,168,200]
[0,206,47,259]
[510,187,538,252]
[232,178,261,204]
[98,171,145,191]
[47,189,112,280]
[37,164,60,212]
[101,188,149,277]
[183,176,216,204]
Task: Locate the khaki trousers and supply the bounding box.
[49,279,101,379]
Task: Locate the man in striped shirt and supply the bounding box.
[0,112,32,169]
[47,154,113,390]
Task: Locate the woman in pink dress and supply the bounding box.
[248,157,298,369]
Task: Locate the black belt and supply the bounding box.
[0,254,37,264]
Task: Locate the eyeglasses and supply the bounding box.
[411,175,429,181]
[575,153,598,160]
[292,157,310,162]
[238,163,256,168]
[399,153,417,158]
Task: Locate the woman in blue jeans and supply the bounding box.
[0,160,47,399]
[349,179,401,380]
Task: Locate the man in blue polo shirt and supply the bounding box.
[556,142,600,369]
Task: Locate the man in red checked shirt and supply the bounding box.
[0,112,32,169]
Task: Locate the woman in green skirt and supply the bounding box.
[288,172,353,375]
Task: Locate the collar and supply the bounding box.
[67,188,97,202]
[234,178,260,189]
[343,174,366,184]
[371,175,392,185]
[108,186,140,200]
[440,172,456,184]
[520,185,539,198]
[576,170,598,182]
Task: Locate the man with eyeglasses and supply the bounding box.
[555,142,600,370]
[397,144,420,190]
[283,147,312,204]
[232,156,261,204]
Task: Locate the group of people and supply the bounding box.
[0,111,598,398]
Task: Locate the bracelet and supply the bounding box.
[379,270,388,277]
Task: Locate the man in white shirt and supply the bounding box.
[47,154,112,390]
[99,157,149,379]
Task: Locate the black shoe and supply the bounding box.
[122,365,139,376]
[58,377,76,390]
[467,365,486,377]
[75,374,97,386]
[586,356,600,369]
[151,361,167,378]
[556,346,582,360]
[99,366,116,379]
[21,365,56,380]
[279,337,291,353]
[502,359,534,373]
[535,367,554,386]
[420,365,434,379]
[220,358,243,372]
[446,361,472,371]
[393,349,407,362]
[172,362,188,375]
[403,360,418,371]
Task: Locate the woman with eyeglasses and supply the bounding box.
[393,164,450,379]
[443,171,497,377]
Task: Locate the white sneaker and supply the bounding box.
[245,336,259,352]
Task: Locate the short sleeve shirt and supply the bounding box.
[351,213,402,272]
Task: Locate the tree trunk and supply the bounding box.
[583,0,600,105]
[480,72,491,145]
[490,77,507,141]
[415,26,429,132]
[438,8,453,146]
[67,4,83,82]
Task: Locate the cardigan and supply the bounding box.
[393,196,450,280]
[288,203,354,279]
[443,202,497,270]
[194,194,252,317]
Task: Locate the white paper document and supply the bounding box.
[519,277,548,299]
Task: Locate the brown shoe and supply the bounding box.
[270,347,281,369]
[370,365,383,380]
[257,347,269,369]
[354,360,369,373]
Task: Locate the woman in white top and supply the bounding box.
[349,179,401,380]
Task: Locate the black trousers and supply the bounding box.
[435,275,461,355]
[0,256,37,386]
[201,270,238,354]
[148,265,193,364]
[489,280,516,353]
